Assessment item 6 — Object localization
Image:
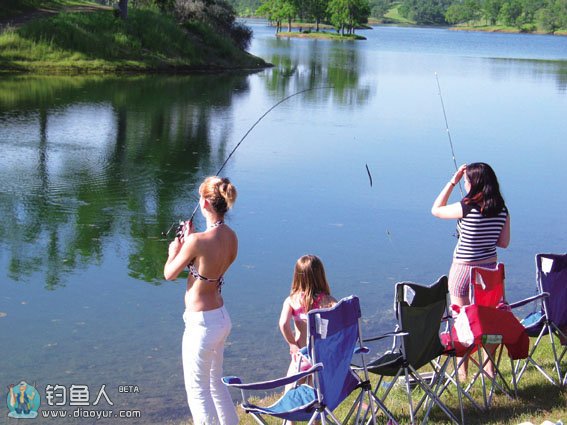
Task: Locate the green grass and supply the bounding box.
[382,2,415,25]
[0,8,267,74]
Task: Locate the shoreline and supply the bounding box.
[449,25,567,37]
[248,17,567,37]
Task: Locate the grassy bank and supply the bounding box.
[0,7,269,74]
[452,23,567,36]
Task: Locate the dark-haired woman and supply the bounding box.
[164,176,239,425]
[432,163,510,378]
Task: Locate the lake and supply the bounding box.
[0,21,566,423]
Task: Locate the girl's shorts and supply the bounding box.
[448,261,496,297]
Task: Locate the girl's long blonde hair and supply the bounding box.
[290,255,331,314]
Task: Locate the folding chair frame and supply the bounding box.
[461,264,516,410]
[365,277,464,425]
[449,333,515,411]
[223,296,379,425]
[512,253,567,387]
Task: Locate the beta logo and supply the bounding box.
[6,381,41,419]
[118,385,140,393]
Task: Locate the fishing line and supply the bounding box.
[162,85,333,238]
[435,73,463,196]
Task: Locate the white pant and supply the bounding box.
[182,306,238,425]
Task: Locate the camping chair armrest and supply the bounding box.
[363,330,408,343]
[222,363,323,391]
[508,292,549,309]
[354,346,370,355]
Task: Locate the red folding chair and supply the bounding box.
[442,263,528,411]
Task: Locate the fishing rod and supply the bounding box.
[435,73,463,196]
[161,85,333,238]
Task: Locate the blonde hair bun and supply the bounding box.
[218,178,237,209]
[200,176,237,215]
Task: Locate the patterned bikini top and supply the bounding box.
[291,293,325,321]
[186,220,225,292]
[188,262,224,293]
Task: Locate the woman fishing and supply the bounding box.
[431,162,510,378]
[164,176,239,425]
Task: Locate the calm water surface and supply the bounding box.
[1,22,566,422]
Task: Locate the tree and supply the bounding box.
[175,0,253,49]
[327,0,370,34]
[482,0,503,24]
[445,0,482,23]
[520,0,544,23]
[351,0,371,29]
[538,0,567,31]
[328,0,350,33]
[369,0,391,19]
[256,0,297,32]
[499,0,523,25]
[399,0,452,24]
[118,0,129,19]
[306,0,329,31]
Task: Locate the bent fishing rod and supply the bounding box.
[435,73,463,196]
[161,85,333,238]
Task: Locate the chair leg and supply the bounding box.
[453,355,466,424]
[403,368,416,425]
[342,389,364,424]
[549,326,564,385]
[436,352,482,413]
[250,413,269,425]
[510,357,518,397]
[406,364,460,425]
[323,407,343,425]
[368,390,397,424]
[515,326,559,386]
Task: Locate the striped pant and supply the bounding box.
[448,261,496,298]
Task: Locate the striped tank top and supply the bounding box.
[454,201,508,262]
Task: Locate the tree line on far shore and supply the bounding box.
[257,0,370,34]
[227,0,567,33]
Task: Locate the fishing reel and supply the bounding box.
[176,220,189,239]
[162,219,192,240]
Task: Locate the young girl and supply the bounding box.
[279,255,337,378]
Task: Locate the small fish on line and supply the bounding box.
[365,164,373,187]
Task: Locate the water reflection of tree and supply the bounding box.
[554,61,567,93]
[260,37,373,105]
[0,75,251,288]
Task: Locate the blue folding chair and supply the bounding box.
[511,253,567,387]
[222,296,380,424]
